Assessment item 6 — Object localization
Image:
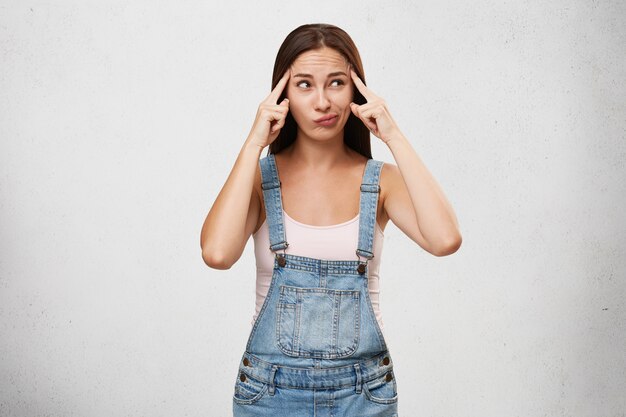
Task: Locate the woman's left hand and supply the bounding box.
[349,69,400,144]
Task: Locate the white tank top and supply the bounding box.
[252,209,386,333]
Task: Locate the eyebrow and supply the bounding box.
[292,71,348,79]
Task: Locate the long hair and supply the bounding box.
[268,23,371,158]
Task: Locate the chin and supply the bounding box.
[306,128,343,142]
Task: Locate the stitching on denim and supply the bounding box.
[362,278,387,352]
[245,268,280,352]
[275,288,360,359]
[363,378,398,404]
[239,352,393,389]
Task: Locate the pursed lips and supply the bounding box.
[314,114,338,123]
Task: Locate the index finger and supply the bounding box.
[266,69,291,104]
[350,69,375,102]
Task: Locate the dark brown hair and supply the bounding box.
[268,23,371,158]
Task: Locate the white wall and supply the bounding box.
[1,1,624,416]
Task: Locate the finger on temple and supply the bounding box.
[267,70,291,104]
[350,69,372,101]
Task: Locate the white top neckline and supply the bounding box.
[283,210,360,229]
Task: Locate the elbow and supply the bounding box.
[201,248,234,270]
[430,232,462,257]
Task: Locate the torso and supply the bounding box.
[253,149,390,234]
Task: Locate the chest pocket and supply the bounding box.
[276,285,360,359]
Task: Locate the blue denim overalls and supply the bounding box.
[233,153,398,416]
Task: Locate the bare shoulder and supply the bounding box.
[377,159,395,189]
[380,161,400,188]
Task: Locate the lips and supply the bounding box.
[314,114,337,122]
[314,114,338,126]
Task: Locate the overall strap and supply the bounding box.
[356,159,384,260]
[259,153,289,252]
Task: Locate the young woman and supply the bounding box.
[200,23,462,416]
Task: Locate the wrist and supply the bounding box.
[243,137,266,153]
[383,129,407,147]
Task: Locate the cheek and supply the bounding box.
[334,90,353,109]
[286,97,307,122]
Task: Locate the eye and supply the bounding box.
[296,81,310,88]
[330,79,345,87]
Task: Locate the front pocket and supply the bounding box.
[276,285,360,359]
[232,370,268,405]
[363,371,398,404]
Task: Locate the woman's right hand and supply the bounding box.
[247,70,291,149]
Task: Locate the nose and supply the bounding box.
[313,88,331,112]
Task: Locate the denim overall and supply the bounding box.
[232,153,398,417]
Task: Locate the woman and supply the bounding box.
[200,23,461,416]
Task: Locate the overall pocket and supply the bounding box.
[276,285,360,359]
[232,369,268,405]
[362,370,398,404]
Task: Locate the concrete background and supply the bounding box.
[1,0,625,416]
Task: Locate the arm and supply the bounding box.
[382,134,462,256]
[200,142,264,269]
[200,70,291,269]
[349,69,462,256]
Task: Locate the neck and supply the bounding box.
[286,129,351,171]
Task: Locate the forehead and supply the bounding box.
[291,48,348,73]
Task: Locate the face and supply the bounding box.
[286,47,353,142]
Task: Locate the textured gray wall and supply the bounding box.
[1,1,624,416]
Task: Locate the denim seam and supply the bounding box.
[275,288,361,359]
[362,277,387,352]
[233,383,268,405]
[245,267,279,353]
[238,352,393,389]
[362,377,398,405]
